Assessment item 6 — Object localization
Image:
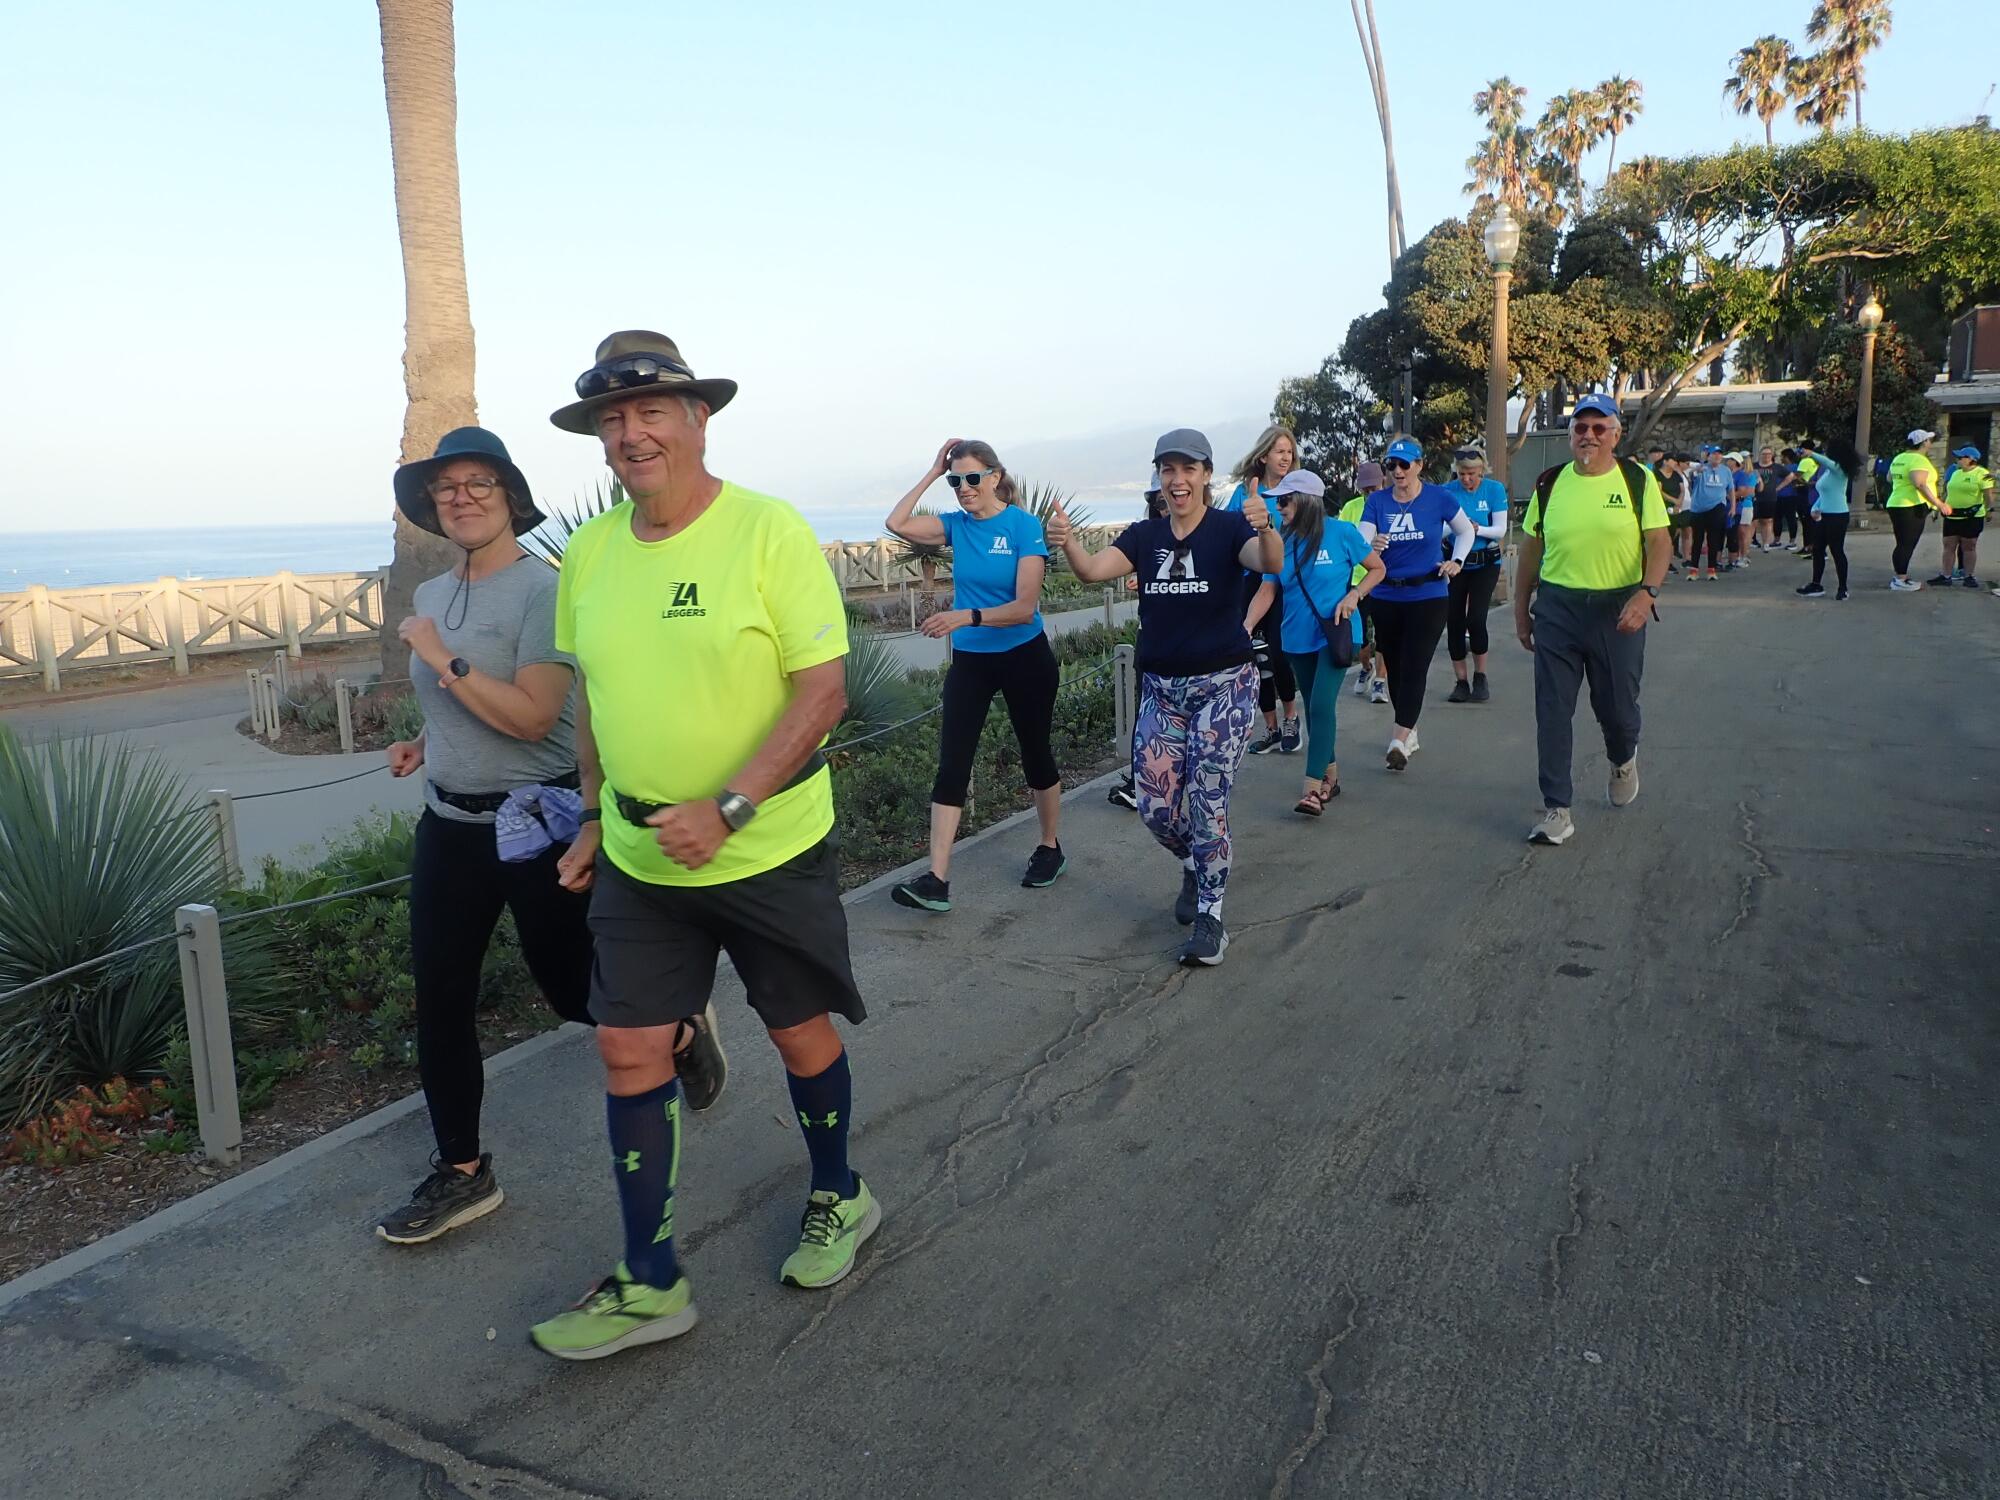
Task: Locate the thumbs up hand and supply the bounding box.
[1046,504,1072,547]
[1244,492,1273,533]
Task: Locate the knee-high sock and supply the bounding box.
[606,1079,682,1287]
[788,1050,857,1196]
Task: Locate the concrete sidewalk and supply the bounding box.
[2,532,1995,1498]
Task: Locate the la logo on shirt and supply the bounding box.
[660,580,707,619]
[1315,547,1335,565]
[1387,511,1422,537]
[990,535,1012,555]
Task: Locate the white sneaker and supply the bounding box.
[1528,807,1574,845]
[1385,730,1419,772]
[1889,577,1922,592]
[1369,678,1388,704]
[1609,755,1639,807]
[1352,672,1369,698]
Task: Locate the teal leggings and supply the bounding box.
[1286,647,1349,778]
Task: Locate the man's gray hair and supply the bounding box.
[676,394,708,427]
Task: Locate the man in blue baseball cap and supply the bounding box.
[1515,393,1671,848]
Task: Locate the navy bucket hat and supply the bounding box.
[393,426,545,539]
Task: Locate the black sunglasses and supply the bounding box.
[1384,457,1414,472]
[1169,544,1191,581]
[944,469,995,490]
[574,352,696,400]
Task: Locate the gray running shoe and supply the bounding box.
[1178,913,1230,967]
[1279,716,1302,753]
[1528,807,1575,846]
[377,1153,503,1245]
[1608,756,1640,808]
[674,1002,729,1113]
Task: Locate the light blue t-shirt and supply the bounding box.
[1688,464,1733,512]
[1810,460,1851,515]
[1264,520,1371,656]
[939,505,1048,653]
[1450,477,1509,563]
[1730,473,1757,521]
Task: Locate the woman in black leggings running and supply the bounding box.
[1443,448,1510,703]
[886,438,1062,913]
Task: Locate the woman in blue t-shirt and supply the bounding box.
[884,438,1062,913]
[1052,427,1282,967]
[1442,448,1510,704]
[1796,434,1859,600]
[1260,470,1384,815]
[1225,425,1302,755]
[1356,436,1476,771]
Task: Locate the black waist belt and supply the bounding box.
[1464,548,1501,568]
[611,752,827,827]
[434,767,579,816]
[1383,571,1442,589]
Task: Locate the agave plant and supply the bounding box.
[830,628,924,748]
[522,476,626,567]
[0,726,284,1122]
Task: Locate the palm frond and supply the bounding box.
[523,476,626,567]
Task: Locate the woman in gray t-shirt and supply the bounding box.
[375,427,593,1246]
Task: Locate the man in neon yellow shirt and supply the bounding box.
[1938,445,1995,590]
[1515,393,1671,848]
[1886,428,1945,591]
[1342,460,1387,701]
[529,332,877,1361]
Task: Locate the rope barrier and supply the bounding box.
[216,875,411,925]
[231,764,390,800]
[0,933,182,1006]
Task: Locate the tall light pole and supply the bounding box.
[1854,294,1884,513]
[1482,201,1521,489]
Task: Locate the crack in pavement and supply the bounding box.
[1720,800,1774,943]
[1268,1284,1361,1499]
[25,1315,620,1500]
[1544,1157,1593,1302]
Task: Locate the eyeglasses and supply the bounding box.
[1168,544,1191,581]
[944,469,994,490]
[573,352,696,399]
[1384,458,1414,473]
[426,476,501,501]
[1571,420,1615,438]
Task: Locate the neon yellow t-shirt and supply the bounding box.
[555,484,849,887]
[1523,462,1670,591]
[1339,496,1368,583]
[1945,464,1993,518]
[1886,450,1938,508]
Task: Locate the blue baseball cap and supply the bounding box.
[1571,392,1621,421]
[1384,436,1423,465]
[1952,445,1982,460]
[1700,443,1720,454]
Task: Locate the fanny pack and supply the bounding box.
[433,767,580,816]
[611,752,827,827]
[1463,547,1501,569]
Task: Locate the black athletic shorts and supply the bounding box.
[1943,515,1985,538]
[1753,499,1780,520]
[587,838,866,1031]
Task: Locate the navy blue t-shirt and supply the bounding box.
[1360,484,1468,602]
[1113,507,1257,677]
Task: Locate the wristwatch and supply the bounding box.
[970,608,984,627]
[448,656,471,680]
[1641,585,1660,597]
[716,791,757,832]
[579,807,601,824]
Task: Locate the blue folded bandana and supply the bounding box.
[495,785,585,863]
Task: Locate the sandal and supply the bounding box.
[1321,777,1341,800]
[1293,788,1326,817]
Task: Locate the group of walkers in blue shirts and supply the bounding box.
[886,422,1512,968]
[1654,439,1861,597]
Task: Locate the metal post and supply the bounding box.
[1486,267,1513,492]
[335,677,355,754]
[27,584,59,692]
[175,903,242,1166]
[204,790,242,886]
[246,668,264,735]
[159,576,189,675]
[1113,643,1137,752]
[1854,325,1881,517]
[261,672,282,740]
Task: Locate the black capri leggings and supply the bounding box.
[1370,594,1450,728]
[1890,505,1929,575]
[410,809,595,1165]
[1685,508,1728,570]
[931,633,1061,807]
[1447,563,1501,661]
[1253,594,1297,713]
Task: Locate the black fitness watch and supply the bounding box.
[579,807,601,824]
[1642,585,1660,598]
[448,656,471,679]
[970,608,984,627]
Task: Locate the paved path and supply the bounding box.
[3,534,1995,1498]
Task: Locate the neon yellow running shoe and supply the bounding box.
[779,1174,881,1289]
[529,1264,697,1361]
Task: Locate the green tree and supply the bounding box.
[1774,318,1931,448]
[1807,0,1893,130]
[1594,76,1644,186]
[1724,37,1796,149]
[1272,359,1385,484]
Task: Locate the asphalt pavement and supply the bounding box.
[2,533,1995,1498]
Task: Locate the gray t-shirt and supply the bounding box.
[413,555,578,824]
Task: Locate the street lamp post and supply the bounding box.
[1854,294,1884,515]
[1483,202,1521,490]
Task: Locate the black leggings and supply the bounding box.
[1685,509,1727,570]
[931,633,1060,806]
[1253,604,1297,714]
[1371,595,1449,728]
[1810,512,1850,589]
[409,809,595,1164]
[1447,564,1500,661]
[1890,506,1928,576]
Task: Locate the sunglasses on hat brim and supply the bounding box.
[574,352,697,400]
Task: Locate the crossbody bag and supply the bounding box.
[1290,539,1356,670]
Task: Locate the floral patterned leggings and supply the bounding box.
[1132,662,1259,916]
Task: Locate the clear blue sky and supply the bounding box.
[1,1,1983,537]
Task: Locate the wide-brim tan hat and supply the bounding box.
[550,330,739,435]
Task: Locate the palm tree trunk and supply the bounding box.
[1764,115,1774,150]
[1603,127,1619,189]
[377,0,477,668]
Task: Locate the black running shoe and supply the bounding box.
[1836,587,1850,601]
[1279,716,1301,753]
[1447,680,1472,703]
[1927,574,1954,587]
[673,1001,728,1112]
[1174,868,1199,926]
[1246,728,1282,756]
[377,1153,503,1245]
[1108,778,1138,809]
[1796,582,1826,597]
[1021,843,1067,889]
[1471,671,1491,702]
[891,872,951,912]
[1964,576,1983,590]
[1178,913,1229,967]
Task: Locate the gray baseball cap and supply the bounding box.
[1153,427,1213,464]
[1265,470,1326,501]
